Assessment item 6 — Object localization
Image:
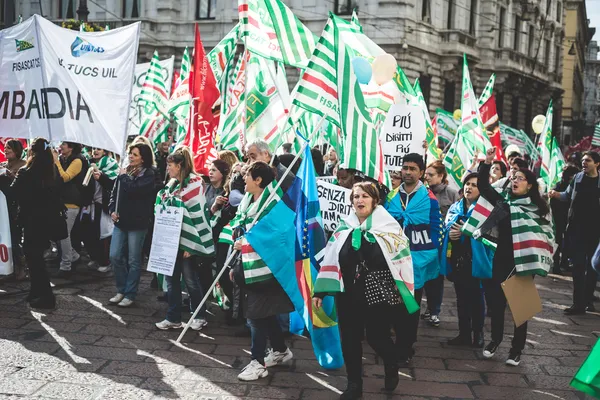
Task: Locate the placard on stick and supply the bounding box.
[380,104,426,171]
[316,180,352,232]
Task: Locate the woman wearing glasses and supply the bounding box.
[475,147,552,367]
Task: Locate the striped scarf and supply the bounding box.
[97,156,119,179]
[155,175,215,256]
[461,192,555,277]
[230,181,282,284]
[314,206,420,314]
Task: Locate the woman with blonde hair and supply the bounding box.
[218,150,239,170]
[154,146,214,330]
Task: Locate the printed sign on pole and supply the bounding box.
[316,180,352,232]
[379,104,426,171]
[147,205,183,277]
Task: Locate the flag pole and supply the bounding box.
[265,62,291,166]
[176,115,327,343]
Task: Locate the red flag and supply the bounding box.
[479,94,498,128]
[487,126,506,164]
[184,24,220,175]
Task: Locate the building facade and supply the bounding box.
[583,41,600,135]
[560,0,595,144]
[10,0,568,141]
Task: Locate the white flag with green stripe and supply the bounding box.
[499,122,539,159]
[593,124,600,147]
[548,137,564,191]
[169,48,191,145]
[208,24,239,85]
[478,73,495,107]
[457,55,491,152]
[292,15,389,188]
[537,100,554,190]
[238,0,317,69]
[218,51,248,153]
[138,51,171,144]
[413,79,440,162]
[443,130,476,190]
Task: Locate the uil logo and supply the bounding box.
[71,37,105,57]
[15,38,34,52]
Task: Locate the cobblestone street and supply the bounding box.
[0,267,598,400]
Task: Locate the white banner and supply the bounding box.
[380,104,426,171]
[147,205,183,277]
[128,57,174,137]
[317,180,352,232]
[0,15,140,155]
[0,192,13,275]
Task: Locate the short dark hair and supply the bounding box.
[402,153,425,171]
[462,172,479,186]
[63,142,82,156]
[247,161,276,188]
[491,160,507,177]
[511,157,528,170]
[507,151,521,159]
[129,143,154,168]
[583,151,600,164]
[5,139,24,159]
[282,143,292,153]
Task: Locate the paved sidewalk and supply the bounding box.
[0,265,598,399]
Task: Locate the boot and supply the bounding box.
[472,331,484,348]
[384,364,400,391]
[447,334,471,346]
[339,381,362,400]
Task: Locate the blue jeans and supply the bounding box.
[248,316,287,365]
[110,226,147,300]
[166,253,206,323]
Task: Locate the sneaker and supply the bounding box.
[97,264,111,273]
[483,341,500,359]
[237,360,268,381]
[87,261,99,270]
[264,348,293,367]
[564,305,586,315]
[190,318,208,331]
[155,319,183,330]
[506,350,521,366]
[108,293,125,304]
[117,298,133,307]
[428,315,440,327]
[420,309,431,320]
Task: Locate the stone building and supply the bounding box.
[9,0,569,140]
[583,41,600,136]
[560,0,595,144]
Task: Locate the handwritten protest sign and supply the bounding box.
[380,104,426,171]
[317,180,352,232]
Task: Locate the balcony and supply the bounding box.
[439,30,478,57]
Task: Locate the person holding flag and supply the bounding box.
[549,151,600,315]
[313,181,418,399]
[384,153,443,365]
[464,147,553,366]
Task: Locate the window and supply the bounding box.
[420,75,432,108]
[444,81,456,112]
[498,8,506,47]
[469,0,477,35]
[511,95,519,127]
[422,0,431,22]
[59,0,75,19]
[546,0,552,16]
[334,0,353,15]
[497,92,504,120]
[556,1,562,22]
[196,0,216,20]
[525,101,532,135]
[122,0,140,18]
[447,0,454,29]
[544,39,551,66]
[0,0,4,25]
[528,26,535,57]
[513,15,521,51]
[555,45,561,73]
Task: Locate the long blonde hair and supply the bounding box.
[167,146,195,184]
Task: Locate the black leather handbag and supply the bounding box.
[356,253,401,307]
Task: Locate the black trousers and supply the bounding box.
[454,276,484,335]
[572,242,599,308]
[23,229,54,301]
[337,293,404,383]
[482,279,527,352]
[394,288,423,359]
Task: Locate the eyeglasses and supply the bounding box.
[510,176,527,182]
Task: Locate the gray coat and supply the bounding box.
[430,183,460,219]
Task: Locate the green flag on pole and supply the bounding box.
[138,51,171,145]
[537,100,553,190]
[571,338,600,398]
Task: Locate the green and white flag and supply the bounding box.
[218,51,248,153]
[138,51,171,144]
[169,48,191,145]
[208,24,239,85]
[537,100,553,190]
[443,130,476,190]
[435,108,458,143]
[499,122,539,158]
[458,55,491,152]
[292,15,389,188]
[413,79,440,162]
[548,137,565,190]
[351,9,362,32]
[593,123,600,147]
[239,0,317,69]
[478,73,495,107]
[245,54,289,152]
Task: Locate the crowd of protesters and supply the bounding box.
[0,134,599,400]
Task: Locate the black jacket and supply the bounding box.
[108,167,157,231]
[59,154,89,207]
[96,172,116,214]
[273,156,295,193]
